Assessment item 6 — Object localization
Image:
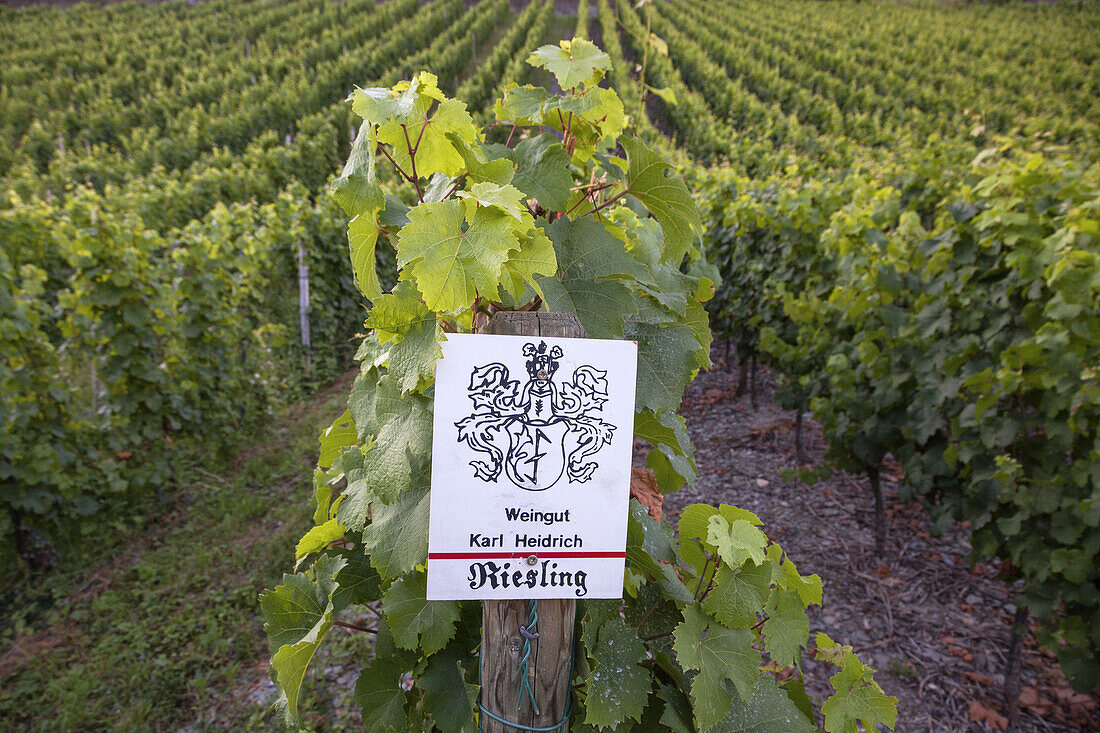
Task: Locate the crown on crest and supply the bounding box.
[523,341,563,379]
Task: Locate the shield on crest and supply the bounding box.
[504,419,568,491]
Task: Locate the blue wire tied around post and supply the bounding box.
[516,600,540,714]
[476,598,577,732]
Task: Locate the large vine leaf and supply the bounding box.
[259,555,346,728]
[673,606,760,731]
[354,620,413,730]
[382,571,460,656]
[622,136,702,266]
[816,634,899,733]
[702,561,773,629]
[397,199,516,313]
[333,549,383,609]
[762,589,810,669]
[373,73,478,179]
[707,673,816,733]
[360,377,432,504]
[359,486,430,580]
[707,514,767,568]
[510,134,573,211]
[634,409,697,493]
[528,38,611,90]
[501,226,557,301]
[584,617,652,728]
[419,648,477,733]
[318,409,356,470]
[538,216,644,338]
[348,213,385,302]
[333,121,385,218]
[447,133,515,185]
[294,518,344,561]
[624,320,698,413]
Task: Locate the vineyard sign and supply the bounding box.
[426,333,637,600]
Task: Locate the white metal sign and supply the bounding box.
[426,332,638,600]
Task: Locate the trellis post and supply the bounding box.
[477,311,581,733]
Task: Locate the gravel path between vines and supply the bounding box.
[661,345,1099,733]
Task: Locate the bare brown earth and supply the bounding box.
[664,344,1100,733]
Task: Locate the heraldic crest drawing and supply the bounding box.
[454,340,616,491]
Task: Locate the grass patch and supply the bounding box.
[0,372,356,731]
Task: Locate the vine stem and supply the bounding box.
[401,124,424,202]
[583,189,629,218]
[334,620,376,634]
[634,596,664,633]
[442,173,467,201]
[377,144,415,185]
[692,553,711,601]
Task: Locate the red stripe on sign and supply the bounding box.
[428,551,626,560]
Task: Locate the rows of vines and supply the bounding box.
[1,0,556,568]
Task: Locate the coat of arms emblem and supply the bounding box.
[454,340,616,491]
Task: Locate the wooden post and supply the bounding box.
[297,240,311,370]
[478,311,580,733]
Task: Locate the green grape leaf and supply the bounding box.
[446,133,515,185]
[707,514,767,568]
[621,136,701,266]
[376,74,477,179]
[584,617,651,728]
[673,606,759,731]
[707,673,816,733]
[419,651,477,733]
[335,453,372,532]
[623,583,684,643]
[351,78,424,125]
[495,84,552,124]
[261,554,346,651]
[397,199,516,313]
[816,634,899,733]
[383,571,460,655]
[820,677,899,733]
[360,377,432,504]
[312,470,333,526]
[510,135,572,211]
[527,39,611,90]
[624,320,698,413]
[773,547,824,608]
[581,598,622,649]
[702,561,773,629]
[260,555,346,727]
[333,549,383,609]
[537,216,643,338]
[366,280,429,341]
[295,518,344,561]
[386,309,443,394]
[457,181,528,222]
[657,683,695,733]
[682,298,713,369]
[501,225,557,301]
[333,121,385,218]
[678,503,719,570]
[353,654,410,732]
[318,409,356,470]
[360,486,430,579]
[635,409,697,493]
[380,194,412,230]
[763,589,809,669]
[349,213,385,301]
